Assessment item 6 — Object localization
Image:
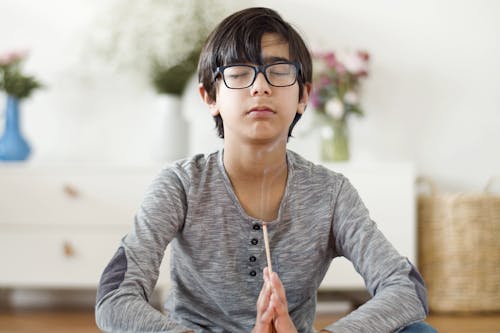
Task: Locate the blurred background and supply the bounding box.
[0,0,498,191]
[0,0,499,332]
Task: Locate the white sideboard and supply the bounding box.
[0,162,415,292]
[0,164,170,290]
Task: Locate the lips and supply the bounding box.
[248,106,275,114]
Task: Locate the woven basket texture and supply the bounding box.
[418,182,500,313]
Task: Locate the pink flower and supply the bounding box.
[320,74,332,86]
[357,50,370,62]
[341,51,368,75]
[334,61,347,75]
[323,52,336,68]
[312,49,369,120]
[0,50,28,66]
[310,90,321,108]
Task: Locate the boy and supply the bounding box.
[96,7,436,333]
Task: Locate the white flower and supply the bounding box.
[339,51,368,75]
[343,91,358,105]
[93,0,232,73]
[325,98,345,119]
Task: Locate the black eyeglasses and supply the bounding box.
[213,61,301,89]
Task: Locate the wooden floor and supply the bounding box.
[0,309,499,333]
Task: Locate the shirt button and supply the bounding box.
[249,256,257,262]
[253,224,260,230]
[251,238,258,245]
[249,270,257,276]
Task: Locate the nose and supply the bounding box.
[250,72,271,96]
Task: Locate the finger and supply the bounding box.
[257,270,276,325]
[270,291,288,317]
[257,281,270,311]
[257,287,275,325]
[257,279,274,315]
[268,273,291,320]
[261,267,272,303]
[259,304,275,323]
[270,272,288,307]
[263,266,270,282]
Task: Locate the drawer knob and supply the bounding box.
[63,184,80,198]
[63,241,76,258]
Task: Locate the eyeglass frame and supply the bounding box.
[213,61,302,89]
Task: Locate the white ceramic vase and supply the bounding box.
[151,94,188,162]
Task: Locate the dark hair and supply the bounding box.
[198,7,312,138]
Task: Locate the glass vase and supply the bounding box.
[320,119,349,162]
[0,95,31,161]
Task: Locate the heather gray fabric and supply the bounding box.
[95,150,427,333]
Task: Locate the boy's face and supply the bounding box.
[200,33,310,145]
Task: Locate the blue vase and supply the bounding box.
[0,95,31,161]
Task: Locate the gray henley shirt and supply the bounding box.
[95,150,428,333]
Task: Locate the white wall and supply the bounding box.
[0,0,499,191]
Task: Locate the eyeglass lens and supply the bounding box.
[223,63,297,89]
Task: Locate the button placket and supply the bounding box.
[246,222,262,278]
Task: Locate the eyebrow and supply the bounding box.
[262,56,290,64]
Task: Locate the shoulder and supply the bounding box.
[151,151,220,192]
[287,150,347,189]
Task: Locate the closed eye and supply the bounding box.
[227,72,252,79]
[269,70,291,76]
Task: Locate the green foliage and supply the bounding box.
[96,0,232,97]
[150,49,200,96]
[0,56,42,100]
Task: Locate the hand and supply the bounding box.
[264,268,298,333]
[253,268,298,333]
[252,270,274,333]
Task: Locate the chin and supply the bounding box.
[246,133,288,146]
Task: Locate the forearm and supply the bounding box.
[321,287,426,333]
[96,291,192,333]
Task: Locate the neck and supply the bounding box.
[223,140,288,182]
[222,140,289,222]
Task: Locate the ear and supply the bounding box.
[297,83,312,115]
[199,83,220,116]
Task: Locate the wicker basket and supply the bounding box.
[417,177,500,313]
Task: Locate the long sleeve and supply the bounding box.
[96,150,430,332]
[323,177,428,333]
[95,167,192,333]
